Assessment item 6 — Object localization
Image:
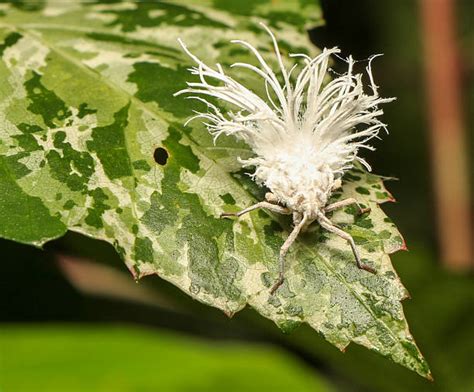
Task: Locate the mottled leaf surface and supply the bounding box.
[0,0,430,378]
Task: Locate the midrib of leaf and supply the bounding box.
[1,22,180,52]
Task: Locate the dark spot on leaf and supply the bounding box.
[153,147,169,165]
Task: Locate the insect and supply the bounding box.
[175,23,394,294]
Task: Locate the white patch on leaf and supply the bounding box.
[3,36,49,77]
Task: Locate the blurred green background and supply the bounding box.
[1,1,472,391]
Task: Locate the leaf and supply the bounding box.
[0,325,334,392]
[0,0,430,378]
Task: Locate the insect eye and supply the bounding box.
[153,147,169,165]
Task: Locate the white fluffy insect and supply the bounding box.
[175,24,394,294]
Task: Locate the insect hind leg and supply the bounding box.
[317,213,376,274]
[270,214,309,294]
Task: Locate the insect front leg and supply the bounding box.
[221,201,290,218]
[324,198,371,215]
[270,213,309,294]
[317,213,376,274]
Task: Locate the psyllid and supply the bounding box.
[175,23,394,294]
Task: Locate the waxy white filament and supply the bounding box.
[175,23,394,293]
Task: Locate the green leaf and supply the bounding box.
[0,0,430,378]
[0,325,334,392]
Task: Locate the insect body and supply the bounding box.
[175,24,394,294]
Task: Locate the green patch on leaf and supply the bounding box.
[0,31,22,56]
[0,157,65,245]
[25,72,72,128]
[87,103,133,180]
[129,62,194,117]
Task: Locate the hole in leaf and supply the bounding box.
[153,147,169,165]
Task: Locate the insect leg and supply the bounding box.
[270,214,309,294]
[324,198,371,215]
[221,201,290,218]
[317,214,376,274]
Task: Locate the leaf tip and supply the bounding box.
[223,309,236,318]
[400,237,408,251]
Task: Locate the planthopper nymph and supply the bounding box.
[175,23,394,294]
